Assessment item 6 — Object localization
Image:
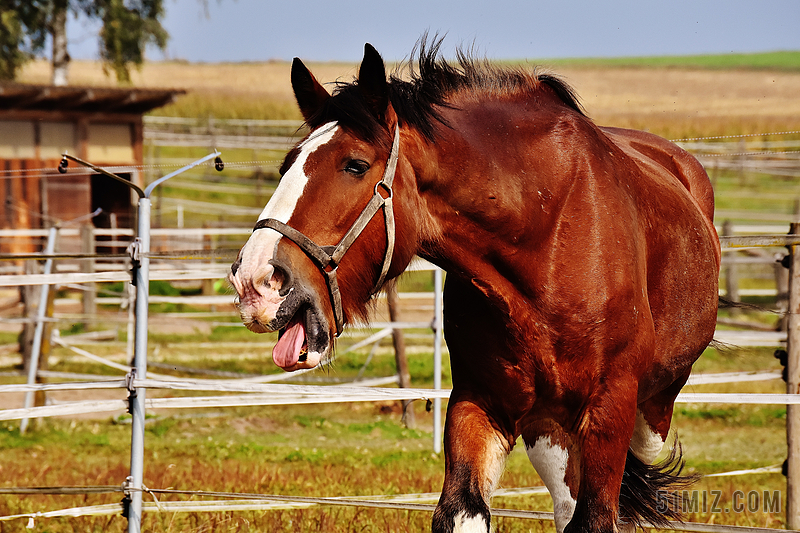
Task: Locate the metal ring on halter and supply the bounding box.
[375,180,393,199]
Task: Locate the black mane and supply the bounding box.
[304,38,586,144]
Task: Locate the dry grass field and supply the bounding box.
[17,58,800,139]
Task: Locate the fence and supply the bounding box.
[1,229,798,531]
[1,130,800,531]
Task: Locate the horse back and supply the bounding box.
[600,127,716,230]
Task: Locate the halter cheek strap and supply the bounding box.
[252,125,400,337]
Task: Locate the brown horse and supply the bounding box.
[228,40,720,533]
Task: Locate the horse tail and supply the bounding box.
[618,440,700,529]
[718,295,775,313]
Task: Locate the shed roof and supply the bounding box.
[0,83,184,115]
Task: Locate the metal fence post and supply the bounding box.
[60,150,222,533]
[433,268,443,454]
[127,198,150,533]
[788,220,800,530]
[19,226,58,434]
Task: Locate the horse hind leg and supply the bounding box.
[523,422,579,533]
[629,407,666,463]
[619,376,699,531]
[523,413,685,533]
[555,376,645,533]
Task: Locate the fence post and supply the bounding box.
[125,197,150,533]
[20,226,58,434]
[433,268,443,454]
[787,219,800,530]
[722,221,739,313]
[387,284,415,429]
[80,223,96,329]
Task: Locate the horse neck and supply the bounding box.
[412,109,572,313]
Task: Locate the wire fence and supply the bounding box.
[1,127,799,531]
[0,230,795,531]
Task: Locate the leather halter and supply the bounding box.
[252,125,400,337]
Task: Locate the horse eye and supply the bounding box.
[344,160,370,176]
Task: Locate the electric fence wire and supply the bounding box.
[0,129,799,178]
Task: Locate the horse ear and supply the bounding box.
[358,43,389,119]
[291,57,331,121]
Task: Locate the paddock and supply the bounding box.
[0,127,798,532]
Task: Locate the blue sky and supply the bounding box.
[65,0,800,63]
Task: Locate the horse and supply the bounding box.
[228,40,721,533]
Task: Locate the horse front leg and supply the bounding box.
[432,395,512,533]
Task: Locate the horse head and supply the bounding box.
[228,44,419,372]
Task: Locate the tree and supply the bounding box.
[0,0,167,85]
[0,1,48,80]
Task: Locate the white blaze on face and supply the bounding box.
[230,123,339,329]
[526,436,577,533]
[258,122,339,224]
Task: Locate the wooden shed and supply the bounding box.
[0,83,183,254]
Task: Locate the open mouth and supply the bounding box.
[272,306,324,371]
[274,313,306,368]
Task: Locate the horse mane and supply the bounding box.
[305,37,586,144]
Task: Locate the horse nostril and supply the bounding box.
[269,259,293,297]
[231,257,242,276]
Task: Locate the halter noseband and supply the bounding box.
[252,125,400,337]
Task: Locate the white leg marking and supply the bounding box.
[526,436,576,533]
[629,409,664,464]
[481,433,508,499]
[447,433,506,533]
[452,511,489,533]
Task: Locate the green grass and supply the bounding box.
[150,91,304,122]
[0,326,789,531]
[534,51,800,71]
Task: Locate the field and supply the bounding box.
[16,52,800,139]
[0,333,790,532]
[1,53,799,531]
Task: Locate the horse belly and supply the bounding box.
[640,194,719,394]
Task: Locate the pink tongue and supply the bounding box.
[273,315,306,369]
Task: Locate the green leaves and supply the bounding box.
[0,0,168,83]
[97,0,168,83]
[0,0,48,80]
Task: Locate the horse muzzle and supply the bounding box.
[229,258,332,371]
